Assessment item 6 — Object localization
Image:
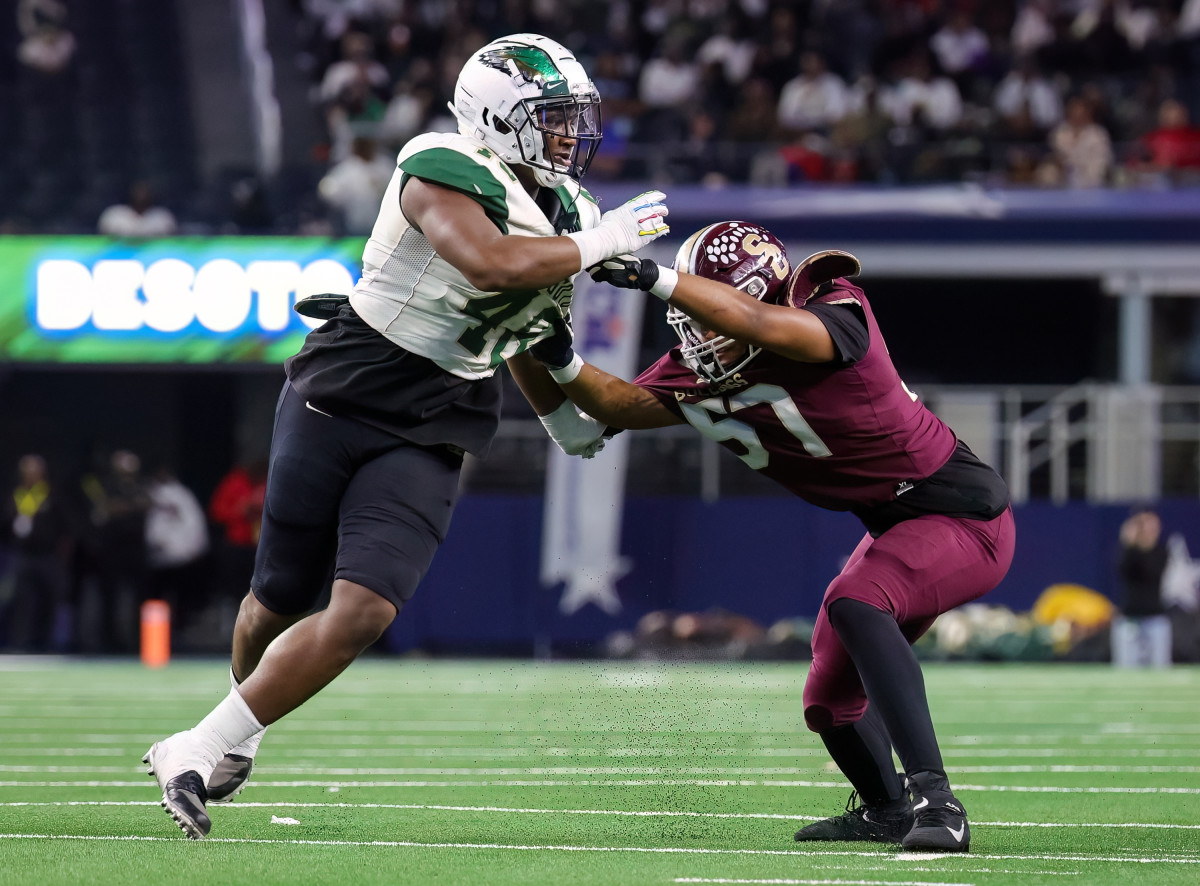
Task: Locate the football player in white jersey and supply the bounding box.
[142,33,669,839]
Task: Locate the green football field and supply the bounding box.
[0,658,1196,886]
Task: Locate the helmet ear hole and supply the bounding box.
[493,118,512,135]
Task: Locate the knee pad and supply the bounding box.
[804,704,835,733]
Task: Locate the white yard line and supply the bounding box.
[0,833,1196,866]
[3,742,1199,761]
[674,878,976,885]
[2,800,1198,831]
[4,763,1199,775]
[4,777,1200,793]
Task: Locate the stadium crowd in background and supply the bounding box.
[4,0,1200,234]
[296,0,1200,196]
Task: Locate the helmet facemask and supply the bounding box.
[520,94,602,187]
[452,35,603,188]
[667,275,768,384]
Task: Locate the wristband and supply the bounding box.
[548,352,584,384]
[565,228,618,274]
[648,266,678,301]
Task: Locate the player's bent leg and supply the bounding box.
[235,579,398,726]
[209,591,310,802]
[232,589,310,680]
[798,608,912,844]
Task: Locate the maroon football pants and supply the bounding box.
[802,507,1016,730]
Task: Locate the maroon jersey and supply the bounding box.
[633,282,959,513]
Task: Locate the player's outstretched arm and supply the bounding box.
[525,315,680,431]
[401,180,668,292]
[592,257,838,364]
[508,351,613,459]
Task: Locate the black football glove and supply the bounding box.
[528,313,576,371]
[588,255,660,291]
[294,293,350,319]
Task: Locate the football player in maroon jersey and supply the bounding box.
[511,221,1015,853]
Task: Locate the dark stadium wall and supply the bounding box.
[384,495,1200,654]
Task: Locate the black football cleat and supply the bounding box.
[207,754,254,804]
[160,770,212,839]
[901,770,970,852]
[794,791,914,844]
[143,738,213,839]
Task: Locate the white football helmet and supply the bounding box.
[451,33,602,188]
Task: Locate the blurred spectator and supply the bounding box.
[208,460,267,600]
[879,52,964,132]
[1112,508,1172,667]
[878,52,965,183]
[320,30,392,161]
[722,77,786,183]
[1011,0,1057,59]
[695,12,757,95]
[1183,0,1200,40]
[666,109,730,187]
[1117,0,1175,59]
[1044,95,1114,187]
[1,454,73,652]
[776,51,849,136]
[587,48,642,179]
[97,181,178,239]
[928,6,991,93]
[227,176,275,235]
[1131,98,1200,182]
[378,62,437,148]
[750,4,802,93]
[318,136,395,235]
[993,55,1063,133]
[145,466,210,642]
[77,450,151,653]
[637,34,699,111]
[1072,0,1136,75]
[830,75,893,182]
[319,30,391,105]
[16,0,75,74]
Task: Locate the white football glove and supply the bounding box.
[538,400,608,459]
[566,190,669,271]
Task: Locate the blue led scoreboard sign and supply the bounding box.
[0,237,363,363]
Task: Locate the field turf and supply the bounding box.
[0,657,1196,885]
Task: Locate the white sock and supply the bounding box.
[189,688,265,771]
[228,667,267,757]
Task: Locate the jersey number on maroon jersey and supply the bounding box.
[678,383,832,469]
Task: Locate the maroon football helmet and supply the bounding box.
[667,220,792,382]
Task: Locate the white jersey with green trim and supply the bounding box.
[349,131,600,380]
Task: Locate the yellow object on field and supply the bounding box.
[1031,583,1115,630]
